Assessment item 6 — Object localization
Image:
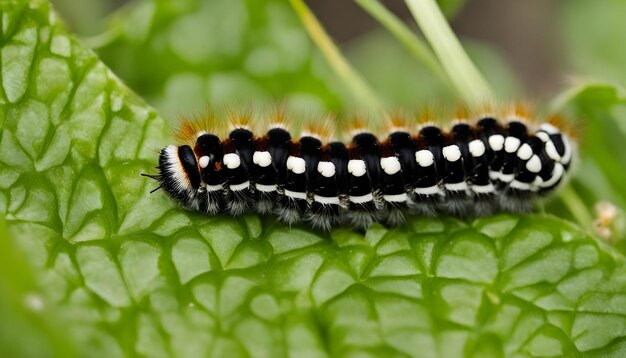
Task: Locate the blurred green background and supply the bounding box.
[49,0,625,115]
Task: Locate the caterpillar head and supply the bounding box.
[152,145,202,208]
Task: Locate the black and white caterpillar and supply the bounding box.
[143,110,574,230]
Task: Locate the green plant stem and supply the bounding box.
[354,0,453,92]
[404,0,493,103]
[289,0,382,111]
[560,184,594,230]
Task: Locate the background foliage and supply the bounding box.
[1,0,626,357]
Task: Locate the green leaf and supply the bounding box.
[3,1,626,357]
[0,217,76,357]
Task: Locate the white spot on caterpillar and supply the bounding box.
[442,145,461,162]
[383,193,408,202]
[350,193,373,204]
[314,195,340,205]
[469,139,485,157]
[286,156,306,174]
[415,150,434,167]
[504,137,521,153]
[199,156,210,169]
[348,159,367,177]
[445,182,468,191]
[561,136,573,165]
[380,156,401,175]
[284,189,307,200]
[488,135,505,151]
[540,163,564,188]
[510,180,532,191]
[500,173,515,183]
[414,185,442,196]
[206,184,223,191]
[256,183,277,192]
[230,181,249,191]
[253,151,272,167]
[536,131,550,142]
[223,153,241,169]
[317,161,336,178]
[472,183,495,194]
[517,143,533,160]
[526,155,542,173]
[545,141,560,161]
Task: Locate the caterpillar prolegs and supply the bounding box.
[143,110,574,231]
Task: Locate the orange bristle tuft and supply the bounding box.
[546,114,566,128]
[175,118,198,144]
[416,106,436,128]
[227,106,254,131]
[453,104,469,122]
[343,116,369,139]
[384,111,410,133]
[506,102,534,123]
[546,114,581,140]
[302,115,335,142]
[175,110,219,144]
[470,101,497,121]
[262,102,291,132]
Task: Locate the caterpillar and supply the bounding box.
[142,107,574,231]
